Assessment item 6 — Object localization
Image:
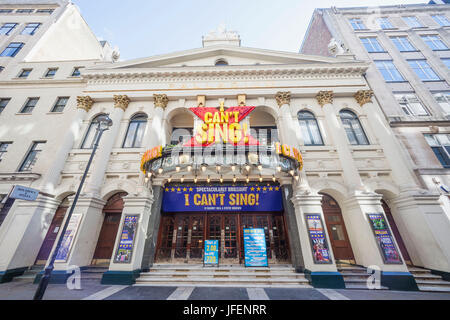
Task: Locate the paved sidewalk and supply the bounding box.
[1,279,450,300]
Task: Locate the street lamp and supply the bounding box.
[33,114,113,300]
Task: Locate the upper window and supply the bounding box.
[339,110,369,145]
[215,59,228,66]
[36,9,54,14]
[123,114,148,148]
[71,67,82,77]
[0,142,11,162]
[81,114,106,149]
[51,97,69,113]
[15,9,34,14]
[403,16,423,28]
[298,111,324,146]
[394,93,430,116]
[0,9,13,13]
[424,134,450,168]
[252,127,279,146]
[408,60,440,81]
[375,60,405,82]
[360,37,384,53]
[390,36,416,52]
[0,23,17,35]
[0,98,11,114]
[377,17,394,29]
[0,42,24,57]
[20,97,39,113]
[442,58,450,69]
[44,68,58,78]
[349,18,366,30]
[18,68,32,78]
[433,92,450,114]
[19,141,45,172]
[21,23,40,35]
[170,127,194,146]
[432,15,450,27]
[421,35,448,50]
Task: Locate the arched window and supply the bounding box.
[123,114,148,148]
[81,114,106,149]
[298,111,324,146]
[215,59,228,66]
[339,110,369,145]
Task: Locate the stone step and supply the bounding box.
[415,280,450,286]
[418,286,450,292]
[150,265,295,272]
[134,282,312,288]
[141,271,305,279]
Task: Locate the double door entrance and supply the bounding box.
[155,212,290,265]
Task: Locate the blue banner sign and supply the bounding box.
[163,185,283,212]
[204,240,219,266]
[9,185,39,201]
[243,228,268,267]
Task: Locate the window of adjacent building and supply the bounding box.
[123,114,148,148]
[15,9,34,14]
[442,58,450,69]
[394,93,430,116]
[0,23,17,35]
[340,110,369,145]
[360,37,385,53]
[390,36,416,52]
[424,134,450,168]
[71,67,83,77]
[374,60,405,82]
[36,9,54,14]
[19,141,45,172]
[377,17,394,29]
[0,66,3,73]
[408,60,441,81]
[0,9,13,13]
[0,42,24,57]
[51,97,69,113]
[18,68,32,78]
[403,16,423,28]
[21,23,40,35]
[298,111,324,146]
[44,68,58,78]
[20,97,39,113]
[81,114,106,149]
[349,18,366,30]
[433,92,450,114]
[0,142,11,162]
[0,98,11,114]
[421,35,448,50]
[432,15,450,27]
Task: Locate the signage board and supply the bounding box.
[243,228,268,267]
[55,214,82,263]
[9,185,39,201]
[163,185,283,212]
[367,213,402,264]
[305,214,332,264]
[114,215,139,263]
[204,240,219,266]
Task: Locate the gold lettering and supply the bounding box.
[215,123,228,144]
[194,194,201,206]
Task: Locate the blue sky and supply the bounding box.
[72,0,427,61]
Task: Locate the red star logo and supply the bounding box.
[184,104,260,147]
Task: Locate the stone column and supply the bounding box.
[317,91,364,193]
[143,94,169,150]
[40,96,94,195]
[86,95,130,196]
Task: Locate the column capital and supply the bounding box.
[153,94,169,109]
[316,91,334,107]
[76,96,94,112]
[354,90,374,107]
[113,95,131,111]
[275,91,291,107]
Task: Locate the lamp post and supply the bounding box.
[33,114,113,300]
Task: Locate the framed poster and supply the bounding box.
[243,228,268,267]
[367,213,402,264]
[114,215,139,263]
[204,240,219,266]
[305,214,332,264]
[55,214,83,263]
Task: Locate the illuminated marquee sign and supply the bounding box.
[140,145,163,173]
[185,102,259,147]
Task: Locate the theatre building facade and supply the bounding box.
[1,30,450,290]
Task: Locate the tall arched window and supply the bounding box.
[298,111,324,146]
[339,110,369,145]
[81,114,106,149]
[123,114,148,148]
